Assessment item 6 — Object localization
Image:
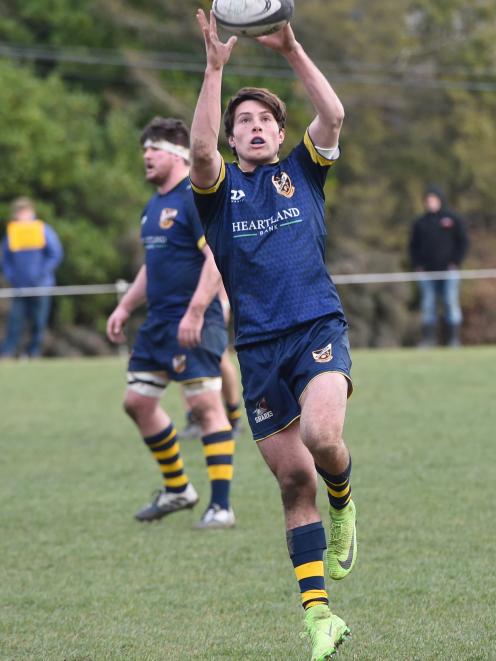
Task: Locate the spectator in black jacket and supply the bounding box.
[409,186,469,347]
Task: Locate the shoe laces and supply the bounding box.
[330,520,344,543]
[202,504,221,518]
[150,488,164,504]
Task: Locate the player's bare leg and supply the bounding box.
[220,350,243,435]
[300,373,357,580]
[258,424,350,658]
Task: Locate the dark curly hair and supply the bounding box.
[140,116,189,149]
[223,87,287,139]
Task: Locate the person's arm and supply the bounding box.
[256,25,344,148]
[106,265,147,344]
[218,282,231,324]
[1,237,13,284]
[177,244,222,348]
[190,10,237,189]
[43,225,64,275]
[451,215,469,267]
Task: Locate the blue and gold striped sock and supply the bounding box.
[226,401,242,432]
[143,424,189,493]
[316,458,352,510]
[201,429,235,509]
[287,521,328,610]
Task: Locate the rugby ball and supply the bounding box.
[212,0,294,38]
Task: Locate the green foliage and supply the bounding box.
[1,0,495,344]
[0,60,148,326]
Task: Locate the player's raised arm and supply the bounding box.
[256,24,344,148]
[190,10,237,188]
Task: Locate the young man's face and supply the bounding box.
[229,99,285,169]
[143,145,175,185]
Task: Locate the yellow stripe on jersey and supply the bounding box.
[303,130,337,167]
[7,220,46,252]
[203,440,235,457]
[190,159,226,194]
[207,465,234,481]
[294,561,325,581]
[197,235,206,250]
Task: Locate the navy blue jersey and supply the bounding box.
[141,177,223,325]
[192,131,346,347]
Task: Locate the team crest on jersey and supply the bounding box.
[159,208,178,229]
[253,397,274,424]
[272,172,295,198]
[172,354,187,373]
[312,343,333,363]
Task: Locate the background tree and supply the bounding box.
[1,0,495,350]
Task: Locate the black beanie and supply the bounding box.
[424,185,446,205]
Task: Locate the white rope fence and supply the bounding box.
[0,280,130,299]
[0,269,495,299]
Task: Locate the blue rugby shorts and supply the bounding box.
[237,315,352,441]
[129,316,227,384]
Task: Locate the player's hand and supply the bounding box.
[255,23,297,54]
[197,9,237,70]
[106,306,129,344]
[178,308,204,348]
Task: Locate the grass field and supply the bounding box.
[1,348,495,660]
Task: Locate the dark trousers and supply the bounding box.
[1,296,52,357]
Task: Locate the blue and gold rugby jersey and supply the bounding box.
[141,177,223,325]
[192,131,346,347]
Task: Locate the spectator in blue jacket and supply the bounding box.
[1,197,63,358]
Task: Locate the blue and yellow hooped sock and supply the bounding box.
[226,401,242,431]
[287,521,328,610]
[201,429,235,509]
[316,457,352,510]
[143,424,189,493]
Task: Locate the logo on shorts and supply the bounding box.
[272,172,295,198]
[159,208,178,229]
[312,343,333,363]
[172,354,187,373]
[253,397,274,424]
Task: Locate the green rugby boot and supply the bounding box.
[304,604,351,660]
[326,499,357,580]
